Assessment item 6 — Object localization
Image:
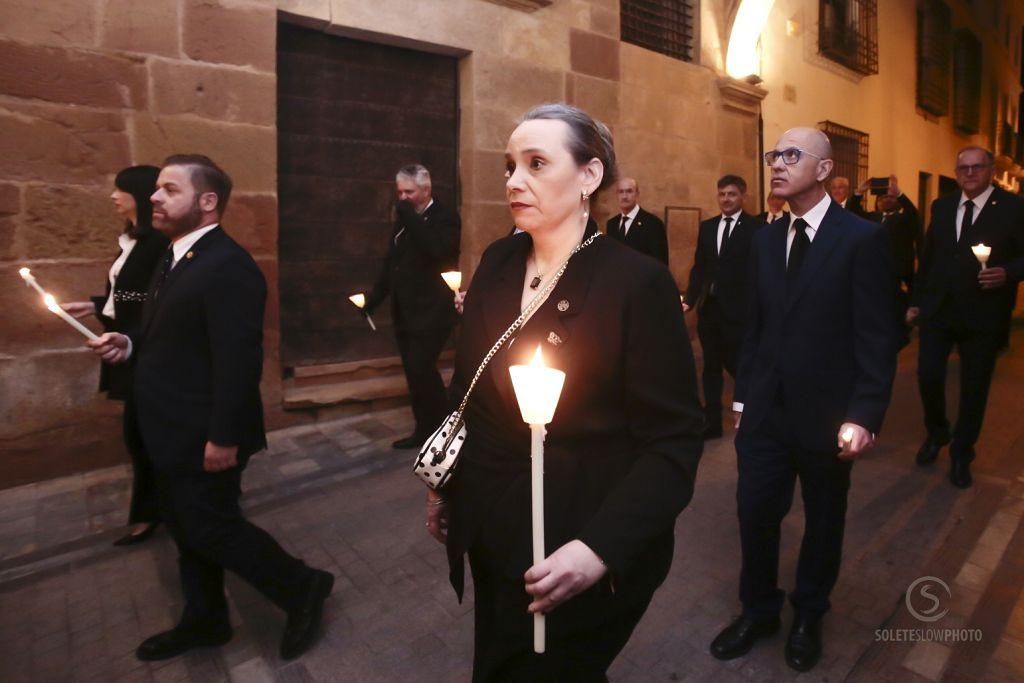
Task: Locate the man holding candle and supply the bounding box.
[364,164,461,449]
[908,146,1024,488]
[710,128,899,672]
[87,154,334,662]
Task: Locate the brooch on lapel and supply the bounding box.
[556,299,569,312]
[547,331,563,346]
[185,251,195,260]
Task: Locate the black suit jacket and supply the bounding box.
[445,224,703,619]
[684,212,764,329]
[861,194,922,282]
[130,227,267,473]
[735,201,899,452]
[912,186,1024,334]
[367,200,461,333]
[758,210,790,225]
[605,207,669,265]
[90,226,169,399]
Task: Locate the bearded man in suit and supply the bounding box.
[88,154,334,663]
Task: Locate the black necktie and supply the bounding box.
[787,218,810,290]
[619,215,628,237]
[152,248,174,299]
[959,200,974,242]
[720,216,734,253]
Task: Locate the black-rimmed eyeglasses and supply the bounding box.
[764,148,824,166]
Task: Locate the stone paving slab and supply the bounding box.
[1,336,1024,681]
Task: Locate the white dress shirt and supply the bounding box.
[717,210,742,254]
[619,203,641,236]
[101,232,138,319]
[956,185,994,241]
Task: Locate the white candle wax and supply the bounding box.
[19,267,47,297]
[971,244,991,270]
[441,271,462,294]
[44,294,99,340]
[509,346,566,655]
[842,427,854,444]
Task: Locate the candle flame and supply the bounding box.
[43,293,59,312]
[530,345,545,368]
[18,267,30,279]
[842,427,854,442]
[441,271,462,293]
[348,293,365,309]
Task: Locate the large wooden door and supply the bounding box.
[277,24,459,368]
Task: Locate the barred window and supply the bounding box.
[819,121,869,187]
[819,0,879,75]
[953,29,982,134]
[916,0,951,116]
[621,0,698,63]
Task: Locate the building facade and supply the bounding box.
[0,0,1016,486]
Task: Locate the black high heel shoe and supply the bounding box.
[113,522,160,547]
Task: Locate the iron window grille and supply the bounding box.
[819,0,879,75]
[916,0,952,116]
[621,0,698,63]
[953,29,982,134]
[819,121,869,187]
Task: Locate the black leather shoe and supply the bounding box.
[392,434,422,449]
[950,460,973,489]
[113,522,160,547]
[136,623,232,661]
[710,614,781,660]
[785,613,823,672]
[280,569,335,660]
[915,438,946,466]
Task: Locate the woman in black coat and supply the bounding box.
[64,165,169,546]
[424,104,704,681]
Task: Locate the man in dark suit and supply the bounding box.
[710,129,899,672]
[88,155,333,662]
[683,175,764,439]
[366,164,461,449]
[758,191,790,225]
[605,177,669,264]
[908,146,1024,488]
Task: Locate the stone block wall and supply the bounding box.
[0,0,282,488]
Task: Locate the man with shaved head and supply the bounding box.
[710,128,899,672]
[606,177,669,264]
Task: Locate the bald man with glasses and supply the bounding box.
[710,128,899,673]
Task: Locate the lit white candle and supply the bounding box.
[348,293,376,331]
[18,267,47,297]
[509,346,566,654]
[971,243,991,270]
[44,293,99,340]
[441,271,462,294]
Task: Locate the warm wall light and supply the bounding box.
[726,0,776,79]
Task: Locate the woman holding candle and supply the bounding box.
[63,165,168,546]
[424,104,704,680]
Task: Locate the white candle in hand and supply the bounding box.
[348,293,376,331]
[18,267,47,297]
[441,271,462,294]
[842,427,854,444]
[971,243,991,270]
[44,293,99,340]
[509,346,567,654]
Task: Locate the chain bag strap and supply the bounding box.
[413,231,600,489]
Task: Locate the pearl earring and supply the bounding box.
[582,191,590,201]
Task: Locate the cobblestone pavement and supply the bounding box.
[1,333,1023,682]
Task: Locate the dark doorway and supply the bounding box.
[277,23,459,369]
[938,174,959,198]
